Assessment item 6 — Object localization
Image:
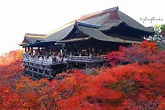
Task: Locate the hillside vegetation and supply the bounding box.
[0,41,165,110]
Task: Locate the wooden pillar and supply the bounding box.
[31,47,33,54]
[86,63,88,69]
[31,64,34,78]
[25,47,27,52]
[37,66,40,79]
[38,47,40,53]
[28,47,30,52]
[43,65,45,75]
[49,69,52,77]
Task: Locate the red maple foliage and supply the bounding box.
[0,43,164,109]
[0,50,23,84]
[107,41,164,66]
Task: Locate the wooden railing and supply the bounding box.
[22,53,67,65]
[22,53,108,64]
[68,55,107,62]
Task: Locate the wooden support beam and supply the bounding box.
[49,69,52,77]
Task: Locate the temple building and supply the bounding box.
[20,7,154,80]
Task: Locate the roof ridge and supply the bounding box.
[25,33,46,36]
[75,21,100,28]
[103,6,119,12]
[80,6,119,19]
[45,21,75,37]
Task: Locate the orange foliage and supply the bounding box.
[0,46,164,109]
[140,41,157,53]
[0,85,21,109]
[0,49,23,66]
[107,41,164,66]
[0,50,23,82]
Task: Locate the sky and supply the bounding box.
[0,0,164,55]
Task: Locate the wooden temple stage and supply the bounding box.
[20,7,154,80]
[22,53,107,80]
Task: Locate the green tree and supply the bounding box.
[160,24,165,31]
[152,24,161,41]
[1,52,8,57]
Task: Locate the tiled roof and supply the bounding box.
[19,33,46,46]
[44,7,153,42]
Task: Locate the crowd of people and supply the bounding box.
[22,49,68,64]
[22,49,107,64]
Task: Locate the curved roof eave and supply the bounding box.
[77,25,142,44]
[117,10,154,34]
[44,21,75,42]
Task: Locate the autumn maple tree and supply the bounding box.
[0,42,164,109]
[107,41,164,66]
[0,50,23,109]
[0,50,23,82]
